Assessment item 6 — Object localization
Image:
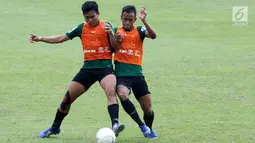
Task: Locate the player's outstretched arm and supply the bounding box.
[139,7,157,39]
[29,34,70,44]
[103,23,121,51]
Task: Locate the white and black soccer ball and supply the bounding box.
[96,128,116,143]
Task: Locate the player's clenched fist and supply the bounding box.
[29,34,41,43]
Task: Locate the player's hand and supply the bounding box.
[103,23,114,35]
[29,34,42,43]
[116,33,124,42]
[139,7,147,21]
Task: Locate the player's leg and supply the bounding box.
[132,76,158,139]
[38,68,96,138]
[138,94,153,129]
[116,77,150,137]
[117,77,150,137]
[52,81,86,127]
[138,94,157,138]
[98,68,124,136]
[37,82,86,138]
[138,95,154,127]
[117,85,145,127]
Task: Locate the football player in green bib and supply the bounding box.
[29,1,124,138]
[114,5,158,138]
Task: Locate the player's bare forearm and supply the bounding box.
[40,35,70,44]
[108,33,120,51]
[141,19,157,39]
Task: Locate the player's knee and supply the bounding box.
[117,90,128,101]
[60,91,75,111]
[142,104,153,115]
[105,87,116,98]
[144,108,153,115]
[104,87,117,104]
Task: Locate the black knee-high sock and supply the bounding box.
[108,104,119,126]
[121,99,145,126]
[144,111,154,129]
[51,109,68,130]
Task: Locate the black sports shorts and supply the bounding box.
[116,76,151,100]
[72,68,113,90]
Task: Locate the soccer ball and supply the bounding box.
[96,128,116,143]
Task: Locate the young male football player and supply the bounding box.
[29,1,124,138]
[114,5,157,138]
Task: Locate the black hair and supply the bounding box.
[81,1,99,14]
[122,5,136,16]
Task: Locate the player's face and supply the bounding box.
[83,11,99,27]
[121,12,136,31]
